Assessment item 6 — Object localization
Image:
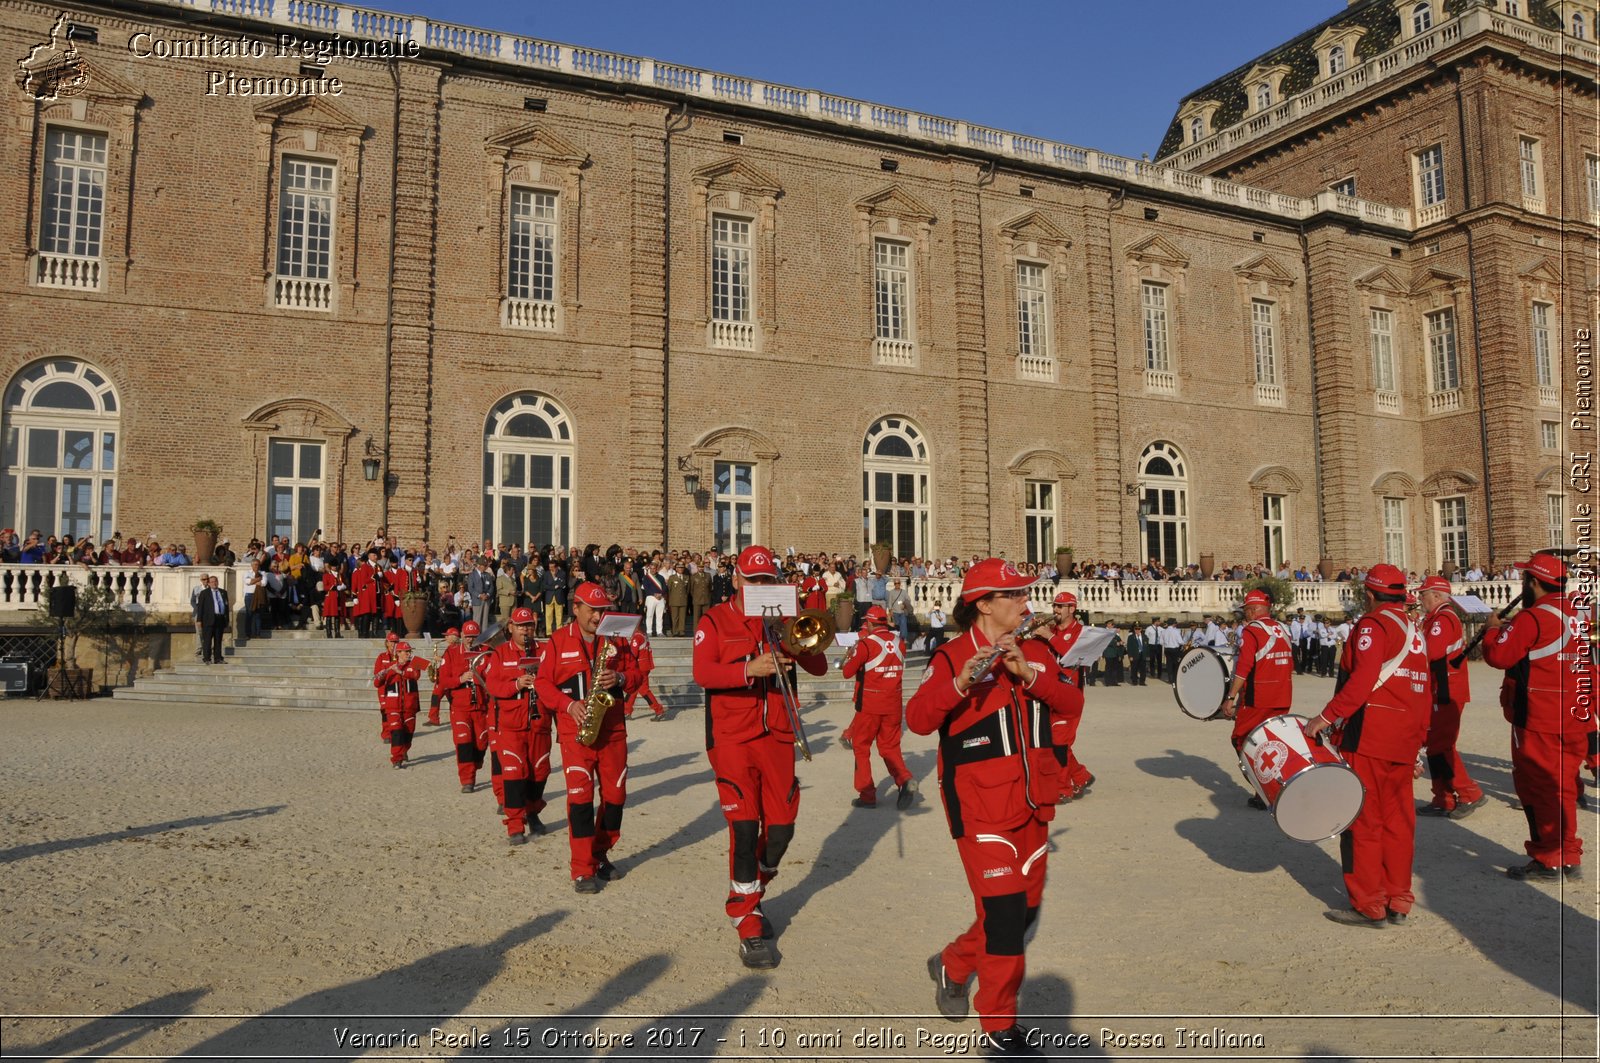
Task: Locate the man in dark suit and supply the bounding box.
[195,574,230,665]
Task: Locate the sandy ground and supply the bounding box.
[1,662,1596,1062]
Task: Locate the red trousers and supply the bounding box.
[559,728,628,878]
[448,696,490,788]
[709,735,800,939]
[624,681,664,718]
[942,816,1048,1034]
[1512,727,1589,868]
[1424,700,1482,809]
[493,715,553,836]
[851,711,911,799]
[1049,716,1093,791]
[1340,753,1416,919]
[383,695,419,764]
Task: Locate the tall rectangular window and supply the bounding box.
[1142,281,1171,371]
[713,461,755,555]
[1587,154,1600,216]
[1416,145,1446,207]
[873,240,910,341]
[1532,301,1553,387]
[1262,493,1287,569]
[1547,493,1564,549]
[1519,136,1542,202]
[277,158,335,279]
[268,440,324,545]
[1382,497,1407,568]
[1024,480,1055,563]
[1541,420,1559,450]
[1370,308,1396,392]
[711,215,752,323]
[1251,299,1278,385]
[1426,308,1459,392]
[1016,262,1049,359]
[508,188,557,303]
[1437,496,1469,569]
[41,129,106,259]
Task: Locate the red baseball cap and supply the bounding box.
[1242,589,1271,607]
[1363,563,1407,594]
[445,626,461,637]
[1417,575,1452,594]
[736,545,778,580]
[1517,552,1566,584]
[395,641,412,652]
[863,605,889,622]
[572,581,614,609]
[509,606,537,625]
[462,620,481,637]
[1052,590,1077,607]
[960,558,1036,603]
[385,632,399,643]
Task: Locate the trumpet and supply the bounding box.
[760,608,837,762]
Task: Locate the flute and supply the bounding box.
[965,614,1054,684]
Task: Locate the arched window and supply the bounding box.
[2,360,119,542]
[1412,2,1433,34]
[1575,12,1587,39]
[1327,44,1346,75]
[1255,83,1273,111]
[1189,117,1204,143]
[862,416,930,560]
[483,392,573,549]
[1138,441,1189,570]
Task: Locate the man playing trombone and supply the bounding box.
[692,545,828,971]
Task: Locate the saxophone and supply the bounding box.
[577,638,616,747]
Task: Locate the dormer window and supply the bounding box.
[1413,1,1433,33]
[1327,44,1346,75]
[1255,83,1273,110]
[1503,0,1520,16]
[1189,117,1204,143]
[1176,99,1221,147]
[1314,25,1366,82]
[1242,63,1290,116]
[1576,12,1588,38]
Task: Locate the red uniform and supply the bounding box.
[1044,622,1093,794]
[907,626,1082,1035]
[320,570,347,620]
[623,629,666,720]
[373,654,425,766]
[841,624,912,804]
[351,563,379,618]
[382,565,410,626]
[1322,603,1430,920]
[1484,593,1599,870]
[1421,603,1482,812]
[481,638,553,838]
[372,649,397,740]
[801,575,827,613]
[1230,617,1294,750]
[437,642,491,788]
[536,623,642,880]
[692,599,827,943]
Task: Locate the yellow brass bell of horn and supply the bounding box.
[779,608,837,657]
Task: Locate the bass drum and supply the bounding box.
[1173,646,1229,720]
[1239,714,1365,843]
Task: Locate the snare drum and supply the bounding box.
[1238,714,1365,843]
[1174,647,1229,720]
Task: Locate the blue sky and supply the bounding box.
[397,0,1342,159]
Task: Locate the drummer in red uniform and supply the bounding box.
[1483,552,1599,880]
[1305,564,1430,927]
[1415,574,1486,819]
[906,559,1083,1058]
[841,605,917,809]
[1221,589,1295,809]
[1043,591,1093,801]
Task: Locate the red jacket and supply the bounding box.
[535,623,641,743]
[481,638,544,731]
[382,566,411,619]
[801,576,827,612]
[320,570,347,618]
[435,642,477,706]
[692,599,828,748]
[842,624,904,715]
[373,654,423,702]
[1235,618,1294,710]
[628,629,656,675]
[1484,593,1597,735]
[1323,603,1430,764]
[351,564,379,616]
[1422,604,1470,706]
[906,626,1083,838]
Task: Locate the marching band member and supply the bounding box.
[1415,575,1486,819]
[351,550,381,639]
[906,559,1082,1058]
[435,627,482,790]
[481,606,552,845]
[624,626,668,721]
[374,640,425,768]
[1484,552,1599,880]
[371,632,400,742]
[536,582,641,893]
[692,545,828,971]
[1221,589,1294,809]
[1305,564,1430,927]
[382,555,408,638]
[1043,591,1093,801]
[841,605,917,810]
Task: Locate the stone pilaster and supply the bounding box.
[628,105,667,548]
[1302,223,1362,565]
[1081,194,1124,557]
[948,168,990,554]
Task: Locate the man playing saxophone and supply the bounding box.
[536,581,641,894]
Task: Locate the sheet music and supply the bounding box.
[596,613,642,638]
[742,584,798,618]
[1451,594,1492,615]
[1060,626,1116,667]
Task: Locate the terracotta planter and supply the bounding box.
[870,544,892,574]
[1318,558,1335,580]
[193,530,218,566]
[1198,554,1215,579]
[833,599,855,633]
[401,597,428,638]
[1441,559,1457,580]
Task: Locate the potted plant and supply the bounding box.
[400,588,430,639]
[1198,553,1215,579]
[1054,545,1073,577]
[870,540,893,574]
[192,519,222,566]
[1240,574,1294,612]
[1317,557,1336,580]
[832,591,855,633]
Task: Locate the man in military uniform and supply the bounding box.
[689,563,713,631]
[667,567,690,636]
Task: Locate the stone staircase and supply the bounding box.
[111,629,908,714]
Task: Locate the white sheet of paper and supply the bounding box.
[833,632,859,648]
[1060,627,1117,667]
[1452,594,1492,615]
[597,613,642,638]
[742,584,798,618]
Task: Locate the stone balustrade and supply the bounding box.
[0,564,240,616]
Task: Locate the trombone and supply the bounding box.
[759,608,837,762]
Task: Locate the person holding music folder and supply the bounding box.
[371,632,400,742]
[1304,565,1430,928]
[841,605,917,810]
[1044,590,1094,802]
[374,640,425,769]
[1483,552,1599,880]
[692,545,829,970]
[436,622,491,793]
[536,582,641,893]
[906,559,1083,1059]
[481,606,554,845]
[1415,575,1487,819]
[1221,589,1295,809]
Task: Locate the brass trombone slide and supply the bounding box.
[760,608,837,762]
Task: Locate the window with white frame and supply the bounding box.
[873,239,911,343]
[1547,493,1564,549]
[1575,11,1588,38]
[714,461,755,555]
[1,360,120,542]
[1532,301,1554,387]
[507,187,557,305]
[1139,441,1189,570]
[1327,44,1347,75]
[39,128,106,273]
[1519,137,1542,204]
[1436,496,1469,570]
[1415,145,1446,209]
[267,440,324,545]
[1504,0,1520,16]
[1142,281,1171,372]
[1016,261,1049,362]
[1426,308,1460,393]
[1541,420,1559,450]
[1370,308,1397,392]
[1382,497,1407,568]
[277,158,334,281]
[483,393,573,549]
[862,417,930,560]
[1331,176,1357,197]
[1413,1,1434,34]
[1255,83,1273,111]
[1262,493,1287,570]
[1024,480,1056,563]
[1251,299,1278,386]
[1586,154,1599,215]
[1189,117,1204,143]
[711,214,753,340]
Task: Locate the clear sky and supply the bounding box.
[394,0,1343,159]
